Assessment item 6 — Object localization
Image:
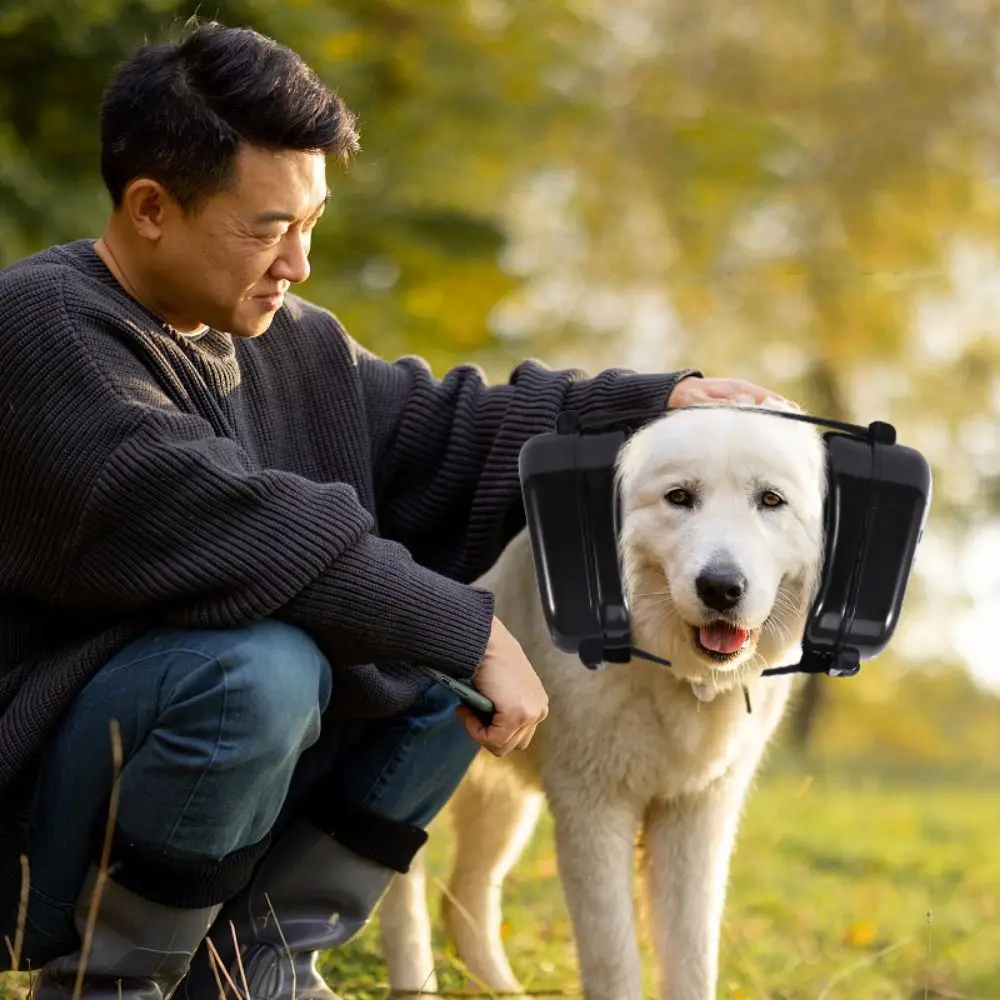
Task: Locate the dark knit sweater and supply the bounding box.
[0,239,697,939]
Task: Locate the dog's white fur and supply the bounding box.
[379,402,827,1000]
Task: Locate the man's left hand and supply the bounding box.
[667,375,800,411]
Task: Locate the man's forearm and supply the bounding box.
[364,353,702,585]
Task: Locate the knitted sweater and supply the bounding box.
[0,238,696,941]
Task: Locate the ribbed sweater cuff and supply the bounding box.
[563,367,702,422]
[303,797,428,874]
[290,532,495,681]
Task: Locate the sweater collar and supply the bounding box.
[59,239,234,358]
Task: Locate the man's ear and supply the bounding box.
[120,178,175,242]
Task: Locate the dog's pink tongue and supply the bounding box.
[699,624,748,654]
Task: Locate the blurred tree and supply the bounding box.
[788,361,847,749]
[0,0,183,263]
[0,0,606,370]
[521,0,1000,731]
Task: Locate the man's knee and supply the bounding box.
[327,678,479,834]
[162,619,332,764]
[395,679,481,776]
[405,677,467,732]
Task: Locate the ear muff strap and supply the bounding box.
[523,408,921,685]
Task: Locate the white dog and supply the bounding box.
[378,402,828,1000]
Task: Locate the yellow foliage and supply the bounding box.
[839,920,878,947]
[321,32,362,61]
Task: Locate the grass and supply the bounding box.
[322,753,1000,1000]
[3,754,997,1000]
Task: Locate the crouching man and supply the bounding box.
[0,19,782,1000]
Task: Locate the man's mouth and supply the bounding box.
[692,621,754,662]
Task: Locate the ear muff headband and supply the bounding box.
[519,406,931,681]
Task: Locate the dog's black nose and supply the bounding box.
[696,567,747,612]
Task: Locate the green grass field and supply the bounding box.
[319,754,1000,1000]
[3,754,997,1000]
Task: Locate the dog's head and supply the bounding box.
[616,401,827,694]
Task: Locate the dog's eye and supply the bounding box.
[760,490,786,509]
[665,488,693,508]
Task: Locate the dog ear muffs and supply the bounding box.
[517,406,932,680]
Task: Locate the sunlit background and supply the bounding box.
[2,1,999,997]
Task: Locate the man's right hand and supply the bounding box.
[456,616,549,757]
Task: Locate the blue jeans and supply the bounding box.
[21,620,477,968]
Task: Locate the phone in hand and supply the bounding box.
[417,665,495,727]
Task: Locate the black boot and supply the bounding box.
[31,865,220,1000]
[182,820,396,1000]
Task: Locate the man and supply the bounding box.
[0,19,789,1000]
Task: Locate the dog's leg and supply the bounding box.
[641,772,752,1000]
[441,766,544,993]
[549,791,643,1000]
[380,848,439,994]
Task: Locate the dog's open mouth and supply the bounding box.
[692,622,754,662]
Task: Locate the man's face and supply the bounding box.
[154,145,328,338]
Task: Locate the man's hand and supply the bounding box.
[457,616,549,757]
[667,375,801,411]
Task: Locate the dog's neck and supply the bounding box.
[630,636,751,702]
[689,680,724,703]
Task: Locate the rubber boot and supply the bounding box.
[182,820,396,1000]
[31,865,221,1000]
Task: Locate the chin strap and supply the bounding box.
[630,646,672,668]
[629,646,758,715]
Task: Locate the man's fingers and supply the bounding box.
[456,705,548,757]
[455,704,486,741]
[484,719,533,757]
[670,376,802,413]
[466,615,549,755]
[455,706,531,757]
[707,379,775,403]
[480,729,523,757]
[730,382,799,410]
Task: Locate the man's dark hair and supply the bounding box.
[100,19,360,211]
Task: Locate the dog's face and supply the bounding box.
[616,403,827,692]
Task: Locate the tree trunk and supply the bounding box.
[787,360,849,751]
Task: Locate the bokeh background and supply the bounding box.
[2,1,999,997]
